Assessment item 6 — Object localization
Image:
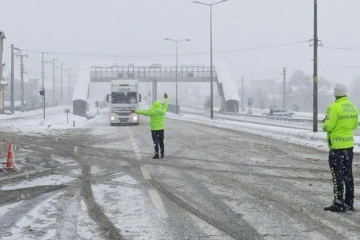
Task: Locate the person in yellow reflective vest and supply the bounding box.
[322,83,359,212]
[132,93,169,159]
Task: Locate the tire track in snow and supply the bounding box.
[127,127,169,219]
[80,164,125,240]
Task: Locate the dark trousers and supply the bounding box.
[328,148,354,205]
[151,130,164,155]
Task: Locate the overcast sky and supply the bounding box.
[1,0,360,85]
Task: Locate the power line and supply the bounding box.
[323,45,360,50]
[17,40,309,58]
[211,41,308,54]
[319,62,360,69]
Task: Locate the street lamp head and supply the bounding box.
[194,0,228,6]
[193,1,206,4]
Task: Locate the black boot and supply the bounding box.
[152,153,159,159]
[345,201,354,211]
[324,201,346,212]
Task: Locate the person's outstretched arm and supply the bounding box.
[163,92,169,112]
[132,108,152,116]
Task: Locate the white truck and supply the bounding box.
[109,79,141,126]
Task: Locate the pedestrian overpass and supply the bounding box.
[88,64,239,113]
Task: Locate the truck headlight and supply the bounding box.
[132,115,138,121]
[110,116,116,121]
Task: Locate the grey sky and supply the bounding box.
[1,0,360,84]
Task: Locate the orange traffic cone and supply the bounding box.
[5,143,15,169]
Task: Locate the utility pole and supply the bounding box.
[10,44,14,113]
[52,59,58,106]
[41,52,46,90]
[241,76,245,112]
[0,31,5,114]
[67,69,72,105]
[210,5,213,119]
[41,52,51,88]
[17,53,28,112]
[176,42,179,113]
[41,52,51,119]
[10,45,21,113]
[10,45,21,114]
[281,67,287,109]
[313,0,318,132]
[60,63,66,106]
[42,52,46,119]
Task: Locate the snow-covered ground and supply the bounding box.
[0,106,358,239]
[1,105,359,158]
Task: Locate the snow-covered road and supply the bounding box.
[0,107,359,240]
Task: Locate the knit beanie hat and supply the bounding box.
[334,83,348,97]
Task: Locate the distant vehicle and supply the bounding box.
[263,109,294,117]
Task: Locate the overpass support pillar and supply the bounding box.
[152,80,157,103]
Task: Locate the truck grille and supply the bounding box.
[116,112,130,116]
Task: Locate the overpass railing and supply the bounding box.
[90,65,217,82]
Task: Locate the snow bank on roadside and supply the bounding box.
[166,112,360,154]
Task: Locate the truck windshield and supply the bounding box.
[111,92,137,104]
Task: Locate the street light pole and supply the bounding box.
[165,38,190,114]
[313,0,318,132]
[193,0,229,119]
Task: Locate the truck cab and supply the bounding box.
[109,79,141,126]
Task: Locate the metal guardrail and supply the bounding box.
[180,109,317,132]
[168,104,180,114]
[225,111,322,124]
[180,105,321,125]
